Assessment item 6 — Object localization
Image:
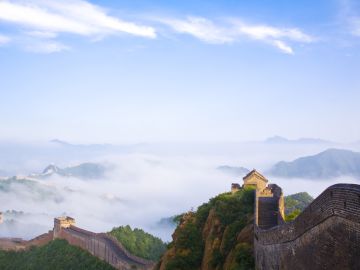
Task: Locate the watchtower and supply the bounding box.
[53,216,75,238]
[237,170,285,229]
[243,169,268,191]
[231,183,241,194]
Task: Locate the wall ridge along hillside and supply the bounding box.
[254,182,360,270]
[54,217,154,270]
[255,184,360,245]
[0,217,154,270]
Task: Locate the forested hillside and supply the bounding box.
[155,188,255,270]
[109,225,167,261]
[0,239,114,270]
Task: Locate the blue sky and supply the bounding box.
[0,0,359,143]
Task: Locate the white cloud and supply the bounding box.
[272,40,293,54]
[0,34,11,45]
[159,16,314,54]
[158,17,233,44]
[235,23,313,43]
[0,0,156,52]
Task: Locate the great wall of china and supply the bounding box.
[0,216,154,270]
[234,169,360,270]
[1,169,360,269]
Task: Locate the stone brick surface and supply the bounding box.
[255,184,360,270]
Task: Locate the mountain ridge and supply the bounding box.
[269,148,360,179]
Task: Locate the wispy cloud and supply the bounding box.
[158,16,314,54]
[0,1,314,54]
[0,34,11,45]
[0,0,156,53]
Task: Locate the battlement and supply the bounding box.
[54,216,75,228]
[232,170,285,230]
[244,172,360,270]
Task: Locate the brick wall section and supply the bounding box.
[0,238,27,251]
[1,223,154,270]
[57,225,154,270]
[255,184,360,270]
[26,231,54,248]
[0,231,54,251]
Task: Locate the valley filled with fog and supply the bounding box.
[1,139,360,241]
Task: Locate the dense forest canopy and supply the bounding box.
[109,225,167,261]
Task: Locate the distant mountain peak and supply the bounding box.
[42,164,61,175]
[264,136,332,144]
[269,148,360,179]
[265,136,289,143]
[49,139,72,146]
[217,166,250,177]
[33,162,108,180]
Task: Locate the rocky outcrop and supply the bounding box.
[155,189,255,270]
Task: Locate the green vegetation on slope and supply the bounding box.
[285,209,302,222]
[285,192,313,215]
[0,239,114,270]
[284,192,313,221]
[109,225,167,261]
[156,187,255,270]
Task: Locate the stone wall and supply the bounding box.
[0,219,154,270]
[0,231,53,251]
[255,184,360,270]
[56,224,154,270]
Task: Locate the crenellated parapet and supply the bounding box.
[254,183,360,269]
[232,170,360,269]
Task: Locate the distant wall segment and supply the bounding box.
[0,217,154,270]
[54,221,154,270]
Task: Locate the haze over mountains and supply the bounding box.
[31,163,109,180]
[269,149,360,179]
[1,137,360,241]
[264,136,333,145]
[217,166,250,177]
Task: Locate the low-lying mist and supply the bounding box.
[0,141,359,241]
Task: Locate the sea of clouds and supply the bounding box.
[0,141,359,241]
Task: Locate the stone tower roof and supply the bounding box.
[243,169,268,183]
